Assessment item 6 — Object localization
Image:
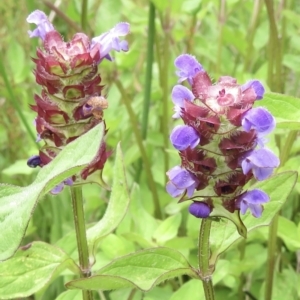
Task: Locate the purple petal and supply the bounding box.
[170,125,200,151]
[174,54,203,85]
[241,80,265,100]
[51,183,64,195]
[252,167,274,181]
[64,178,73,186]
[26,10,55,40]
[247,203,263,217]
[189,202,211,218]
[166,181,182,197]
[242,107,275,135]
[172,85,194,106]
[167,166,196,189]
[91,22,130,61]
[242,189,269,204]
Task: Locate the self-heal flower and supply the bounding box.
[171,85,194,118]
[174,54,203,85]
[170,125,200,151]
[91,22,130,61]
[242,107,275,136]
[189,202,211,218]
[241,80,265,100]
[236,189,269,217]
[241,148,280,180]
[166,166,199,198]
[26,10,130,193]
[26,10,54,40]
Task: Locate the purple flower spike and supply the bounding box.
[26,10,55,40]
[242,107,275,136]
[170,125,200,151]
[189,202,211,218]
[241,148,280,180]
[166,166,199,198]
[236,189,269,217]
[174,54,203,85]
[241,80,265,100]
[91,22,130,61]
[171,85,194,118]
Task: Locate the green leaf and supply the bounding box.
[87,143,130,254]
[209,172,297,264]
[278,216,300,251]
[153,213,182,245]
[169,279,204,300]
[259,93,300,129]
[66,248,197,291]
[0,242,79,299]
[0,122,105,261]
[55,290,83,300]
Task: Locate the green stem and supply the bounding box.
[70,186,93,300]
[265,213,278,300]
[198,219,215,300]
[0,52,37,146]
[216,0,225,76]
[81,0,88,32]
[115,79,162,219]
[160,11,171,180]
[135,2,155,182]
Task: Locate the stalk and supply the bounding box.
[198,219,215,300]
[70,186,93,300]
[81,0,88,32]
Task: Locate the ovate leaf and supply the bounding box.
[66,248,197,291]
[209,172,297,264]
[0,123,105,261]
[259,93,300,129]
[0,242,79,299]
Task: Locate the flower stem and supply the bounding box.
[198,219,215,300]
[81,0,88,32]
[70,186,93,300]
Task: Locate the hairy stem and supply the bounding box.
[71,186,93,300]
[198,219,215,300]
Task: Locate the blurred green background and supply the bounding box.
[1,0,300,299]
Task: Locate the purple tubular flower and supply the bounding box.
[174,54,203,85]
[236,189,269,217]
[241,148,280,180]
[166,166,199,198]
[170,125,200,151]
[51,177,73,195]
[171,85,194,118]
[241,80,265,100]
[189,202,211,218]
[242,107,275,136]
[91,22,130,61]
[26,10,55,40]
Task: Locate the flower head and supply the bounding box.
[167,53,278,220]
[26,10,130,193]
[236,189,269,217]
[166,166,199,198]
